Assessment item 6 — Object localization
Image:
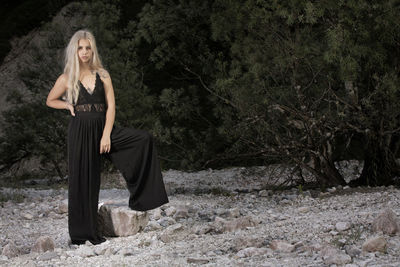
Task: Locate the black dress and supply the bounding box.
[67,72,169,245]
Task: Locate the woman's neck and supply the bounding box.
[80,62,92,73]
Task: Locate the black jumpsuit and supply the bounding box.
[67,72,169,245]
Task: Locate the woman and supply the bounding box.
[46,29,169,245]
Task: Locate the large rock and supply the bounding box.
[98,204,149,237]
[372,209,399,235]
[1,241,19,258]
[362,236,387,253]
[320,245,351,265]
[31,236,55,253]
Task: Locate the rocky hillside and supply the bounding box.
[0,2,89,120]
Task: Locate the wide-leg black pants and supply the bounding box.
[67,112,169,245]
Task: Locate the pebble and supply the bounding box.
[336,222,351,232]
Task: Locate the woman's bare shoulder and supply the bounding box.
[97,68,111,80]
[53,73,69,89]
[56,73,69,84]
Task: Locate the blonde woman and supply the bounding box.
[46,29,169,245]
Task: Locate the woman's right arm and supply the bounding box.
[46,74,75,116]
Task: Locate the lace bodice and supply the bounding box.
[74,72,107,112]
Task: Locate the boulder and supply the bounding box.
[31,236,55,253]
[1,241,19,258]
[372,209,399,235]
[98,203,149,237]
[362,236,387,253]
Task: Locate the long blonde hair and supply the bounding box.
[64,29,103,104]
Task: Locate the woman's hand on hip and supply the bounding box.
[100,135,111,153]
[65,102,75,116]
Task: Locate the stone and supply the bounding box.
[58,199,68,214]
[335,222,351,232]
[214,216,258,233]
[344,245,361,258]
[98,204,149,237]
[21,212,34,220]
[236,247,272,258]
[118,248,136,256]
[48,211,61,219]
[330,230,339,236]
[327,187,337,193]
[320,246,351,265]
[233,236,263,251]
[362,236,387,253]
[258,190,269,197]
[150,208,162,220]
[197,210,214,222]
[372,209,399,235]
[159,223,184,243]
[31,236,55,253]
[294,241,305,249]
[297,207,310,213]
[224,207,240,218]
[157,217,176,227]
[193,225,213,235]
[2,241,19,258]
[187,257,210,264]
[75,246,96,257]
[324,253,352,265]
[165,206,176,217]
[93,246,107,256]
[173,205,189,219]
[103,247,117,256]
[144,221,162,232]
[37,251,58,261]
[269,240,295,253]
[320,245,338,258]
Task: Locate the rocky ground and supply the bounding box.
[1,164,400,266]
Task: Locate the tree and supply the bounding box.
[209,0,400,187]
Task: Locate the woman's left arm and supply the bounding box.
[99,69,115,154]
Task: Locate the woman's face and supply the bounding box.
[77,38,93,64]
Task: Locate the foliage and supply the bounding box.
[0,0,77,64]
[0,25,71,177]
[1,0,400,187]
